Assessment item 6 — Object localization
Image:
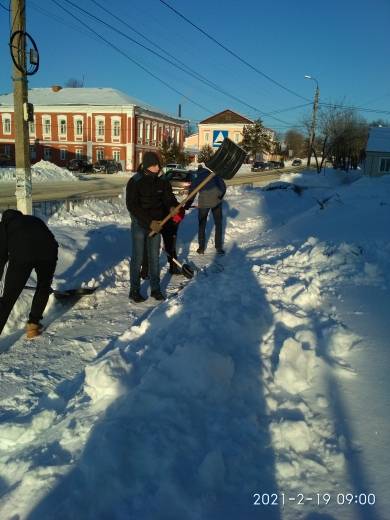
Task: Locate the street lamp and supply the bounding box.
[304,75,320,168]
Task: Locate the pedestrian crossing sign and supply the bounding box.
[213,130,228,148]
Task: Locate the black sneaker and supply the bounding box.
[197,248,205,254]
[151,290,166,301]
[129,290,146,303]
[216,249,225,255]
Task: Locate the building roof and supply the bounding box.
[366,127,390,153]
[199,109,253,125]
[0,87,185,122]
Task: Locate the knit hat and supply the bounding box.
[142,151,161,170]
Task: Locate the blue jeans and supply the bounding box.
[130,218,161,293]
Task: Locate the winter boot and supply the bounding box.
[129,290,147,303]
[216,249,225,255]
[26,322,43,339]
[151,290,166,301]
[197,248,205,254]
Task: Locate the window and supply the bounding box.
[4,144,11,156]
[2,115,11,134]
[76,120,83,136]
[43,116,51,136]
[137,120,144,143]
[175,127,180,144]
[380,158,390,173]
[29,120,35,135]
[112,120,120,138]
[205,132,209,142]
[96,117,105,139]
[29,145,36,160]
[234,133,240,143]
[152,124,157,143]
[59,118,67,136]
[75,148,82,159]
[146,123,151,143]
[96,148,104,161]
[60,149,67,160]
[43,147,51,160]
[113,150,120,162]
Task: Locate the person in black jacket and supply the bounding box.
[126,152,178,302]
[0,209,58,338]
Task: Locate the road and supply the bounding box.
[0,167,303,207]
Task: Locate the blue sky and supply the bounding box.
[1,0,389,133]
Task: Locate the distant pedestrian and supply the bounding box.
[0,209,58,338]
[126,152,179,302]
[188,165,226,255]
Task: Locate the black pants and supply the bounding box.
[198,203,223,250]
[141,221,178,275]
[0,258,57,335]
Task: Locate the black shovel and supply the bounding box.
[170,257,194,279]
[25,285,98,300]
[149,138,247,236]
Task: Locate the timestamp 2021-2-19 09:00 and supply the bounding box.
[253,492,376,508]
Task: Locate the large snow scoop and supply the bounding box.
[170,257,194,279]
[149,138,247,236]
[25,285,98,300]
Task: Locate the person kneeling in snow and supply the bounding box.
[0,209,58,339]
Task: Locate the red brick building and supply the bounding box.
[0,87,185,171]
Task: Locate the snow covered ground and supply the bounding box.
[0,161,78,182]
[0,169,389,520]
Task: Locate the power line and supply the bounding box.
[0,1,9,11]
[49,0,213,115]
[318,102,390,116]
[158,0,309,102]
[63,0,295,126]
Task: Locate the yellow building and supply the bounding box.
[198,109,253,149]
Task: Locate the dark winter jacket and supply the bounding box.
[0,210,59,279]
[188,167,226,209]
[126,169,178,230]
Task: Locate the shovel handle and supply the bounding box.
[148,170,216,237]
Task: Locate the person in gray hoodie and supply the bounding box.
[188,165,226,255]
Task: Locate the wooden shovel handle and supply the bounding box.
[148,170,216,237]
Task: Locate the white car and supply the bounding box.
[162,163,184,173]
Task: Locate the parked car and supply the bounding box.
[0,153,11,167]
[161,168,192,201]
[268,160,285,169]
[162,163,184,174]
[67,159,93,173]
[251,161,269,172]
[93,159,120,174]
[292,159,302,166]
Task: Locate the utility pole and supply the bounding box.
[11,0,32,214]
[305,75,320,168]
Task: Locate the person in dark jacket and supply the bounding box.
[126,151,178,302]
[189,165,226,255]
[0,209,58,338]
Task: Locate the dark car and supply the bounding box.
[67,159,93,173]
[161,168,192,201]
[93,159,120,174]
[292,159,302,166]
[268,160,285,169]
[251,161,269,172]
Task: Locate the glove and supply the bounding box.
[150,220,162,234]
[171,207,185,224]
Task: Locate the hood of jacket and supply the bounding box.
[1,209,23,226]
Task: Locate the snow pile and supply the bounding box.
[0,169,389,519]
[0,161,78,182]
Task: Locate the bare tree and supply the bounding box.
[284,129,305,157]
[65,78,84,88]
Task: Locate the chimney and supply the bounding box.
[178,103,182,118]
[51,85,62,92]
